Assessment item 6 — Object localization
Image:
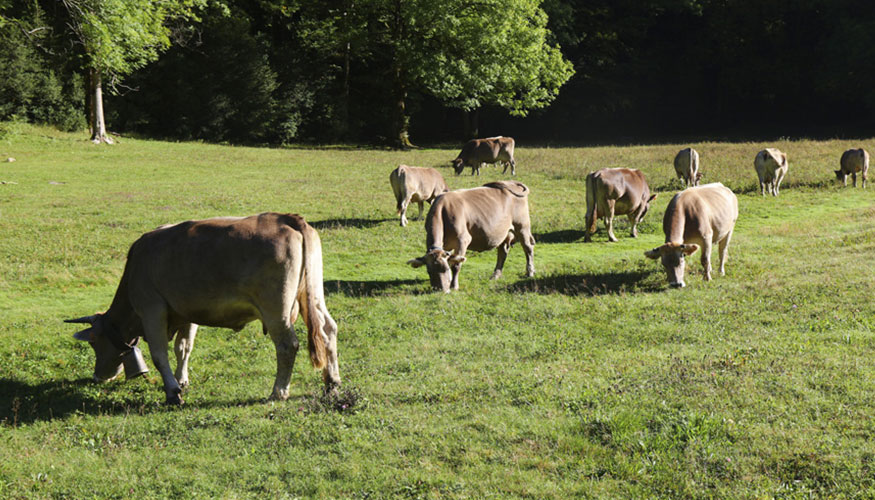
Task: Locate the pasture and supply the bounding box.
[2,122,875,498]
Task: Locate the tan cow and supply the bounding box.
[407,181,535,292]
[836,148,869,188]
[645,183,738,288]
[674,147,702,187]
[452,136,516,176]
[66,213,340,405]
[754,148,788,196]
[389,164,449,227]
[584,168,657,242]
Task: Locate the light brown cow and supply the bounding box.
[66,213,340,405]
[836,148,869,188]
[389,164,449,227]
[452,136,516,176]
[584,168,657,242]
[407,181,535,292]
[754,148,788,196]
[645,183,738,288]
[674,147,702,187]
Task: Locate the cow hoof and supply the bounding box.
[165,394,184,406]
[490,272,502,280]
[269,389,290,401]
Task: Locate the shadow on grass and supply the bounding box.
[507,270,662,296]
[0,377,273,424]
[309,217,394,230]
[535,229,586,243]
[324,279,425,297]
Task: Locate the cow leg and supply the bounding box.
[320,312,341,393]
[265,318,299,401]
[399,197,410,227]
[760,181,765,196]
[852,172,857,188]
[174,323,198,388]
[515,225,536,277]
[700,240,713,281]
[492,238,511,281]
[718,231,732,276]
[141,309,183,404]
[510,159,516,176]
[455,236,472,288]
[417,201,424,220]
[605,200,618,242]
[628,213,638,238]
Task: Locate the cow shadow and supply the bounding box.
[309,218,394,230]
[507,270,661,296]
[534,229,586,244]
[324,279,424,297]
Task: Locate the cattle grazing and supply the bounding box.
[407,181,535,292]
[451,136,516,176]
[645,183,738,288]
[584,168,657,242]
[754,148,788,196]
[66,213,340,405]
[674,147,702,188]
[389,164,449,227]
[836,148,869,188]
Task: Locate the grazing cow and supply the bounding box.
[674,147,702,188]
[66,213,340,405]
[389,164,449,227]
[584,168,657,242]
[754,148,788,196]
[645,183,738,288]
[451,136,516,176]
[407,181,535,292]
[836,148,869,188]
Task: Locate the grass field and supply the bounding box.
[2,122,875,499]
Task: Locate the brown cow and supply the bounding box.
[754,148,788,196]
[836,148,869,188]
[407,181,535,292]
[584,168,657,242]
[674,147,702,188]
[66,213,340,405]
[645,183,738,288]
[451,136,516,176]
[389,164,449,227]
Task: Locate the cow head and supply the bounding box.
[407,248,466,292]
[644,242,699,288]
[451,159,465,175]
[66,314,148,382]
[835,169,846,181]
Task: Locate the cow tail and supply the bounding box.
[586,173,598,234]
[390,167,404,214]
[301,222,329,370]
[689,149,695,185]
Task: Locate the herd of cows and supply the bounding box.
[65,136,870,405]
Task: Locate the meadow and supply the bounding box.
[1,122,875,499]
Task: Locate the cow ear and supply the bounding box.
[681,244,699,255]
[648,193,658,202]
[73,328,95,342]
[407,257,426,268]
[644,248,661,259]
[448,255,466,265]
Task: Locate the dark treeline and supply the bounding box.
[2,0,875,145]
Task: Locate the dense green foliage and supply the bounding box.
[2,124,875,497]
[3,0,874,144]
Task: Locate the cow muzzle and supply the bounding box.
[122,346,149,379]
[669,281,685,289]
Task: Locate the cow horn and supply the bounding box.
[64,315,98,325]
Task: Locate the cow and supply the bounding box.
[407,181,535,292]
[584,168,657,243]
[674,147,702,188]
[754,148,788,196]
[645,183,738,288]
[451,136,516,176]
[389,164,449,227]
[836,148,869,188]
[65,212,340,405]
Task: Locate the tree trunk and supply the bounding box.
[462,108,480,139]
[89,68,113,144]
[393,76,414,149]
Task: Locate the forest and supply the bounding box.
[2,0,874,146]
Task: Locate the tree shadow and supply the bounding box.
[507,270,662,296]
[324,279,425,297]
[534,229,586,243]
[309,218,395,230]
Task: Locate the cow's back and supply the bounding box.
[841,148,869,173]
[590,168,650,210]
[128,213,308,328]
[755,148,787,179]
[666,183,737,243]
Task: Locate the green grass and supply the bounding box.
[2,122,875,498]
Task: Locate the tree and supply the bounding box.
[367,0,574,147]
[61,0,203,143]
